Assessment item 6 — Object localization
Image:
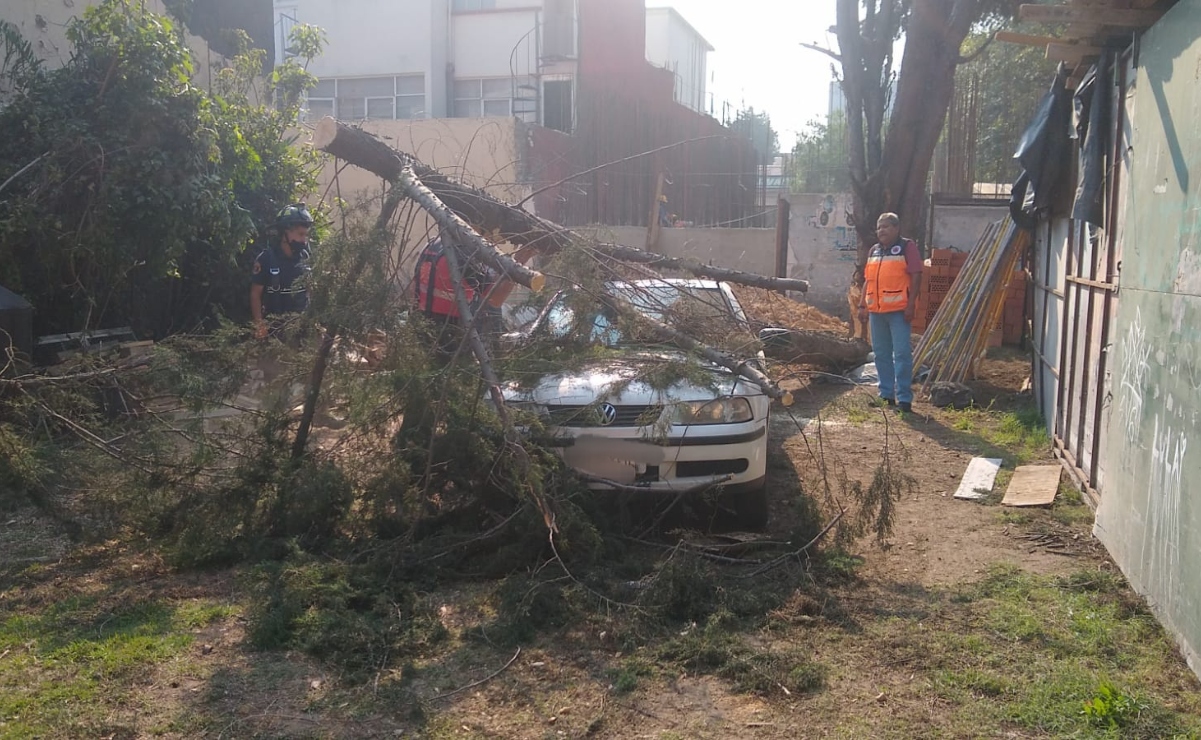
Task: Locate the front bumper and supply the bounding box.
[547,420,768,492]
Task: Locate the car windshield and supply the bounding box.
[545,283,747,347]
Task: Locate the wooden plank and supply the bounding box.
[995,30,1058,47]
[1003,465,1063,506]
[954,457,1004,500]
[1019,4,1165,27]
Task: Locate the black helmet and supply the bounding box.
[276,203,314,229]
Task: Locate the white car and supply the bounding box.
[503,279,771,529]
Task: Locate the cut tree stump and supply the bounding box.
[760,329,872,371]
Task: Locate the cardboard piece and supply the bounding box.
[1002,465,1062,507]
[954,457,1004,500]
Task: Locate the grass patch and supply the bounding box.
[653,613,827,698]
[940,403,1051,466]
[845,404,872,425]
[870,565,1201,738]
[0,596,236,737]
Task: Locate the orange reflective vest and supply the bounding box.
[414,240,475,319]
[864,239,915,313]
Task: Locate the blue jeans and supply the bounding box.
[869,310,914,404]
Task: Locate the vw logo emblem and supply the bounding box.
[599,403,618,426]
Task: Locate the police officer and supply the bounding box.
[251,203,314,340]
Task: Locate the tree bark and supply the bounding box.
[762,330,872,372]
[397,168,546,292]
[312,117,572,254]
[315,116,813,295]
[881,0,981,241]
[832,0,986,261]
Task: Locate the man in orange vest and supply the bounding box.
[857,212,923,412]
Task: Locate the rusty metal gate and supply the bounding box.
[1031,55,1130,504]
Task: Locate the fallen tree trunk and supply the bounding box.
[761,329,871,371]
[591,243,810,293]
[313,117,811,295]
[397,168,545,292]
[313,117,572,253]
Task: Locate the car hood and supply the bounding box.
[504,351,762,406]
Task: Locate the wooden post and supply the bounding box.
[774,196,791,294]
[646,171,665,250]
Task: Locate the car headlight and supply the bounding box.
[671,398,753,425]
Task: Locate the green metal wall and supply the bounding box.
[1095,0,1201,677]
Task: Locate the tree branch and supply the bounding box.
[958,33,995,65]
[799,42,842,63]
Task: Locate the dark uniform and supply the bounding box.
[251,243,311,317]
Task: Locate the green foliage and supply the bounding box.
[790,112,851,193]
[1082,681,1144,730]
[730,107,779,161]
[244,554,447,678]
[960,24,1060,186]
[0,0,323,338]
[0,19,43,104]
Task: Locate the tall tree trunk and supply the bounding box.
[880,0,980,243]
[833,0,987,259]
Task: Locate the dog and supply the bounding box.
[847,267,871,343]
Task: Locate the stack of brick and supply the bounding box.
[914,248,1026,348]
[913,248,964,334]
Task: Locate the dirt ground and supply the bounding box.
[2,354,1197,739]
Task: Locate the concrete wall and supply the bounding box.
[1,0,219,89]
[1095,0,1201,680]
[786,193,859,316]
[929,199,1011,252]
[590,226,776,279]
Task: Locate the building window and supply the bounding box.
[453,78,523,118]
[452,0,497,11]
[543,79,573,133]
[305,75,426,122]
[275,6,298,66]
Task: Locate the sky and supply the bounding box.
[649,1,841,149]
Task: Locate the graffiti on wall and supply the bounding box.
[1141,412,1187,603]
[1116,307,1152,447]
[803,194,857,252]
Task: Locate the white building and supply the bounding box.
[276,0,580,131]
[275,0,709,130]
[644,6,712,114]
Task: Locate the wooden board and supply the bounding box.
[954,457,1004,500]
[1019,4,1164,27]
[1002,465,1063,507]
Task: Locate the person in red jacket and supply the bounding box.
[412,230,537,354]
[857,212,923,412]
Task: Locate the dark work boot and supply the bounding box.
[897,401,913,413]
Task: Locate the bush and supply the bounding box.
[0,1,322,338]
